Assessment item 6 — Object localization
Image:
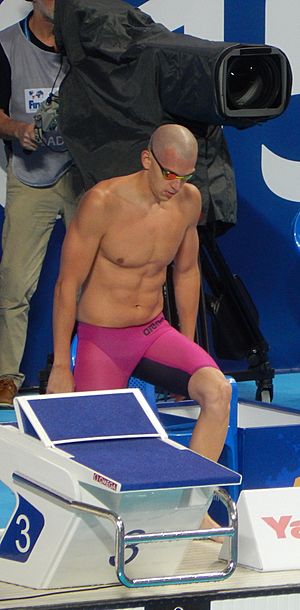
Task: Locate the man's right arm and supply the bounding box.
[0,108,37,150]
[0,45,37,149]
[46,187,106,394]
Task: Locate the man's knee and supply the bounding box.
[188,367,232,417]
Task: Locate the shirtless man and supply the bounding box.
[47,123,231,463]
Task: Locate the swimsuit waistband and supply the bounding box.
[77,312,166,333]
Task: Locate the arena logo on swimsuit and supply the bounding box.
[143,316,164,336]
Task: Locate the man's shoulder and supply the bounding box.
[80,178,118,213]
[0,21,21,42]
[86,177,117,198]
[185,181,201,196]
[87,173,135,199]
[182,182,201,207]
[178,182,202,224]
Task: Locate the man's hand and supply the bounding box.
[170,393,188,403]
[46,364,75,394]
[0,109,38,149]
[16,122,38,151]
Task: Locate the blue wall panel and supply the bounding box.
[221,126,300,369]
[224,0,266,44]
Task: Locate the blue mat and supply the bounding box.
[59,437,240,491]
[23,393,159,441]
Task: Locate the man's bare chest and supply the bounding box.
[100,209,186,268]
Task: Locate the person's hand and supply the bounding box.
[16,122,38,151]
[169,393,188,403]
[46,365,75,394]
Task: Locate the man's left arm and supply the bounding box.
[172,189,201,341]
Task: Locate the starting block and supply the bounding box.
[0,389,241,589]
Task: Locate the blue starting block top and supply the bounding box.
[14,389,241,492]
[20,391,162,442]
[58,437,240,491]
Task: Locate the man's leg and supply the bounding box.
[188,367,232,537]
[133,322,231,461]
[134,326,232,538]
[0,167,64,392]
[188,367,231,462]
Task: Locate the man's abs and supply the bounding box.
[76,239,170,327]
[77,280,165,328]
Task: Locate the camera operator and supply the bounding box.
[0,0,83,406]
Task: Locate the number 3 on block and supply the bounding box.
[0,494,45,562]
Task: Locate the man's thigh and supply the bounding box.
[133,326,219,397]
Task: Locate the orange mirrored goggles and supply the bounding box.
[150,147,195,182]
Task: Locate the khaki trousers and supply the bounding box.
[0,163,83,388]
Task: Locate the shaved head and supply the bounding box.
[150,124,198,163]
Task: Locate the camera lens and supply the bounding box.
[226,55,282,110]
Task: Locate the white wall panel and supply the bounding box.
[142,0,224,40]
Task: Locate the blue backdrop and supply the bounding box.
[0,0,299,386]
[221,1,300,371]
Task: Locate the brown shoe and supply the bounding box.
[0,378,17,408]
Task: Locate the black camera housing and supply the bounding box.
[154,37,292,128]
[54,0,293,221]
[216,45,292,122]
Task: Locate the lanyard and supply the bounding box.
[21,13,32,41]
